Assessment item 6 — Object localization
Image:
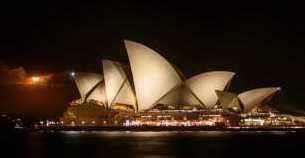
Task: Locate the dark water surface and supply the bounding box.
[1,130,305,158]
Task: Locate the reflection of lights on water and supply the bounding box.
[90,131,175,138]
[63,131,234,138]
[60,131,81,135]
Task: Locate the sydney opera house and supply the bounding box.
[60,40,305,128]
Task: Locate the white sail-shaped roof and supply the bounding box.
[238,87,280,112]
[158,84,202,107]
[124,40,183,111]
[112,80,137,109]
[102,60,131,108]
[74,72,103,102]
[185,71,235,108]
[86,82,107,104]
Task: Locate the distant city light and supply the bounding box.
[31,76,40,83]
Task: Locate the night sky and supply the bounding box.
[1,1,305,121]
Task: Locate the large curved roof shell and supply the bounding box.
[124,40,183,111]
[86,82,107,104]
[102,60,135,108]
[158,84,203,107]
[74,72,103,102]
[238,87,280,112]
[184,71,235,108]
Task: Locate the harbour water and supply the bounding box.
[1,130,305,158]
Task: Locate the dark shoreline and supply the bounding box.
[33,126,305,132]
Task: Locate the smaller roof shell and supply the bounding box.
[184,71,235,108]
[74,72,103,102]
[238,87,281,112]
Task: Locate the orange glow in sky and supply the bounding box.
[31,76,40,83]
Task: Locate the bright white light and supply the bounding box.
[70,72,76,77]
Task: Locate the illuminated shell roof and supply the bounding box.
[72,40,282,114]
[184,71,235,108]
[86,82,107,104]
[158,84,202,107]
[102,60,136,108]
[112,80,137,110]
[215,90,240,108]
[238,87,281,112]
[124,40,183,111]
[74,72,103,102]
